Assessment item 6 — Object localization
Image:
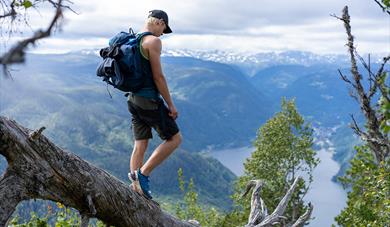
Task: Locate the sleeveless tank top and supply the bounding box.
[133,34,160,99]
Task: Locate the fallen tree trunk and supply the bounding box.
[0,116,197,226]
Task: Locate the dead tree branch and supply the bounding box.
[335,6,390,163]
[0,116,197,227]
[0,0,63,67]
[291,203,313,227]
[0,1,15,19]
[242,177,313,227]
[241,180,267,226]
[0,0,77,77]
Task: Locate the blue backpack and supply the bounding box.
[96,29,152,93]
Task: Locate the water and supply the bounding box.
[208,143,347,226]
[209,146,253,176]
[305,147,347,226]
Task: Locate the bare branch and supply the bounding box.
[355,52,376,85]
[375,55,390,101]
[336,5,390,163]
[368,55,390,100]
[0,0,77,74]
[0,7,15,19]
[330,13,344,21]
[48,0,78,14]
[348,89,359,102]
[350,114,389,150]
[0,1,16,20]
[350,114,365,137]
[342,6,363,84]
[338,69,352,85]
[242,177,312,227]
[291,203,313,227]
[256,177,303,227]
[241,180,257,199]
[242,180,268,226]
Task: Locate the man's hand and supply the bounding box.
[168,104,178,120]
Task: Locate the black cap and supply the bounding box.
[148,10,172,34]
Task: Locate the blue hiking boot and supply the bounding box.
[137,168,153,199]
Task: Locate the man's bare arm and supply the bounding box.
[147,37,178,119]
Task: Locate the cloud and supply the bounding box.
[55,0,389,36]
[1,0,388,54]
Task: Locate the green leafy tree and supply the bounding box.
[228,98,319,226]
[378,72,390,133]
[175,168,224,227]
[335,145,390,226]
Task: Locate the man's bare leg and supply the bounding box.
[129,139,149,190]
[130,139,149,173]
[130,139,148,192]
[140,132,182,176]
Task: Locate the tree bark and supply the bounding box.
[242,178,313,227]
[0,116,197,227]
[336,6,390,163]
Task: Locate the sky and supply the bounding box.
[0,0,389,55]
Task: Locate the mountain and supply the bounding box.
[0,51,273,213]
[1,52,272,151]
[330,122,364,181]
[1,49,379,219]
[161,56,273,149]
[250,64,360,124]
[162,50,351,69]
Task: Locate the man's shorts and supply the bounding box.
[127,94,179,141]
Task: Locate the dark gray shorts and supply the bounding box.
[127,94,179,140]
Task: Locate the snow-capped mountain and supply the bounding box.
[73,48,386,74]
[162,49,351,67]
[162,49,387,75]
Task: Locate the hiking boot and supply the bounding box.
[137,168,153,199]
[128,171,142,193]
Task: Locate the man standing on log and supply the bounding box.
[127,10,182,199]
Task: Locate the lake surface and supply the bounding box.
[208,138,347,226]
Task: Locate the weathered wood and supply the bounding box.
[291,203,313,227]
[242,177,313,227]
[0,116,197,227]
[241,180,267,226]
[336,6,390,163]
[0,171,27,224]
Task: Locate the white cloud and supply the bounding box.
[29,37,106,54]
[1,0,389,54]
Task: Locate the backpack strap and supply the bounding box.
[132,32,153,85]
[136,32,153,59]
[136,32,153,40]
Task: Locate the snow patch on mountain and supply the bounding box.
[162,49,351,67]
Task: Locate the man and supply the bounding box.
[127,10,182,200]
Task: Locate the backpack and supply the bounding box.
[96,28,152,93]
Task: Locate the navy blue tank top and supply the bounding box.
[133,34,160,99]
